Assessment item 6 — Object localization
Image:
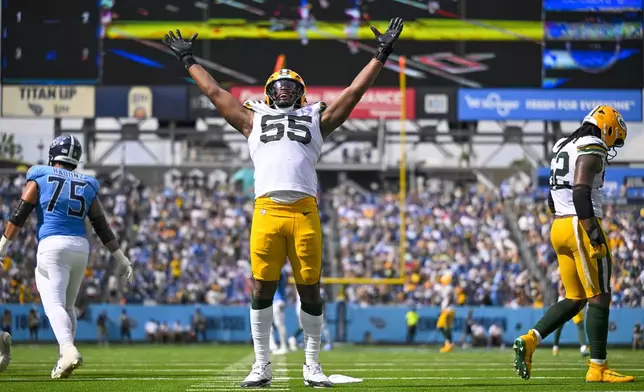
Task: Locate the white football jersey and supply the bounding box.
[245,100,326,200]
[440,285,454,310]
[550,135,607,218]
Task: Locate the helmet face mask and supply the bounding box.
[267,79,303,108]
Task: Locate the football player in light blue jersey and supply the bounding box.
[270,270,289,355]
[0,135,134,379]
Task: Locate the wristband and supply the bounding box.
[374,48,392,64]
[0,235,11,254]
[182,55,198,70]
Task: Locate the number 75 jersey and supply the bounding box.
[245,100,326,199]
[26,165,100,241]
[549,135,607,218]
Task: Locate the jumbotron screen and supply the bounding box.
[1,0,642,88]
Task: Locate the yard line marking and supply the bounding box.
[273,354,291,390]
[1,375,598,382]
[187,351,254,391]
[18,367,641,374]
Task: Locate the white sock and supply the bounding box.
[66,307,77,339]
[530,329,543,343]
[251,306,273,365]
[269,327,277,350]
[300,309,323,365]
[276,323,288,350]
[591,359,606,365]
[46,305,73,354]
[322,323,332,344]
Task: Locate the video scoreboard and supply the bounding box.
[1,0,642,88]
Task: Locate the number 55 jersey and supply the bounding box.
[244,100,326,199]
[550,135,607,218]
[27,165,100,241]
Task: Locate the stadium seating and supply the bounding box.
[0,174,642,308]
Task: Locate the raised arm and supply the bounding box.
[0,181,38,256]
[320,18,403,137]
[88,197,134,283]
[163,31,253,137]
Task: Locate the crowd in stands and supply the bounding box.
[0,171,642,309]
[516,200,644,308]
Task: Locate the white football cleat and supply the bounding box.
[0,332,11,372]
[240,362,272,388]
[303,363,333,388]
[288,336,298,352]
[51,345,83,379]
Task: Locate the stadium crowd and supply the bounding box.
[516,200,644,308]
[0,172,642,308]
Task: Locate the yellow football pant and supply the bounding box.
[250,197,322,285]
[550,216,611,300]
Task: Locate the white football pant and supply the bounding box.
[35,236,89,353]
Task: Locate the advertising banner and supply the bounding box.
[95,86,187,119]
[231,86,415,119]
[188,85,218,118]
[414,87,457,120]
[2,303,639,345]
[458,89,643,121]
[1,85,96,117]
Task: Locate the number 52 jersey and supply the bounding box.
[27,165,100,241]
[549,135,607,218]
[245,100,326,199]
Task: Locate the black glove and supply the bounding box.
[370,17,404,64]
[162,30,198,70]
[585,220,604,247]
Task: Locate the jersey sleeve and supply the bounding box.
[576,136,608,158]
[88,177,101,195]
[25,165,46,181]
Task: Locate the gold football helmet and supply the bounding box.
[582,105,627,148]
[264,69,307,108]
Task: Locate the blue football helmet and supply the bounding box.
[48,135,82,168]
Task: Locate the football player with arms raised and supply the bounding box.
[163,17,403,388]
[513,106,633,383]
[0,136,134,378]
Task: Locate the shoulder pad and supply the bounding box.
[316,101,327,113]
[575,136,608,157]
[243,100,270,113]
[26,165,47,181]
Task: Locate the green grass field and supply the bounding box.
[1,344,642,391]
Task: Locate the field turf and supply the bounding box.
[1,344,642,391]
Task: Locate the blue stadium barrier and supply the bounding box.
[2,304,641,344]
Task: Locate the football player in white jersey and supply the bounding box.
[513,105,633,383]
[163,17,403,388]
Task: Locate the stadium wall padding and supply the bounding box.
[2,304,641,345]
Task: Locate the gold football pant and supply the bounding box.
[572,309,584,325]
[436,309,455,330]
[250,197,322,285]
[550,216,611,300]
